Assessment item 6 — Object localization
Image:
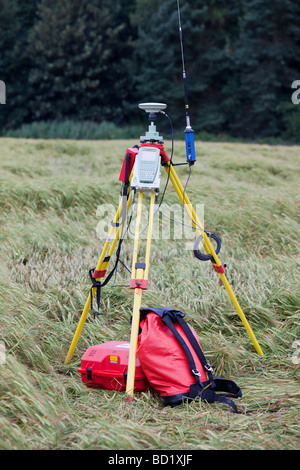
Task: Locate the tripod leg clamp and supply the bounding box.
[212,264,226,274]
[130,279,148,290]
[92,269,106,279]
[92,256,111,279]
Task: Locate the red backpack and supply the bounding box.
[136,307,242,413]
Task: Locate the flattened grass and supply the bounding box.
[0,137,299,450]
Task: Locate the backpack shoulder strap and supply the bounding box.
[160,313,203,396]
[176,316,215,385]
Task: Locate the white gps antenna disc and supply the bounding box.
[138,103,167,113]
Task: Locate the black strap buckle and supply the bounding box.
[89,268,104,318]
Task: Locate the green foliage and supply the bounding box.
[0,0,39,129]
[27,0,135,123]
[281,103,300,141]
[231,0,300,138]
[0,0,300,140]
[3,119,142,140]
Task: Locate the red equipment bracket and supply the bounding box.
[212,264,226,274]
[92,269,107,279]
[139,143,170,163]
[119,147,139,183]
[130,279,148,290]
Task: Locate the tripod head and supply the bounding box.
[139,102,167,144]
[139,102,167,116]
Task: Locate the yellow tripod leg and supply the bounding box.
[126,192,156,398]
[125,277,143,399]
[144,193,156,282]
[64,192,133,364]
[165,163,264,356]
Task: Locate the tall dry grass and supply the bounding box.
[0,137,299,450]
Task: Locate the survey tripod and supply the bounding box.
[64,103,264,399]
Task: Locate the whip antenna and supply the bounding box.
[176,0,196,164]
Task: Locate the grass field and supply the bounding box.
[0,137,299,450]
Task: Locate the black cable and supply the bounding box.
[157,110,174,209]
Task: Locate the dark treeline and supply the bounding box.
[0,0,299,140]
